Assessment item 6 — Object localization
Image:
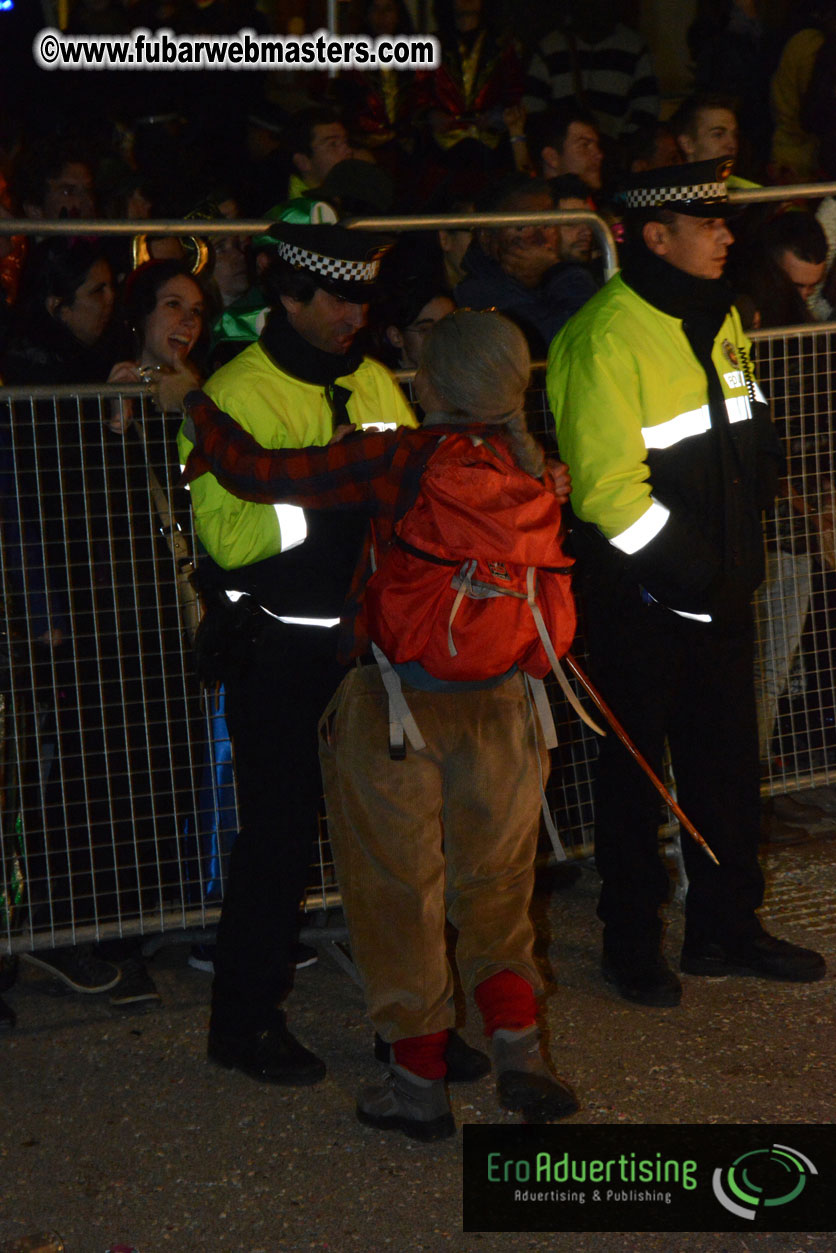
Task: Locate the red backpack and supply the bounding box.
[362,432,577,681]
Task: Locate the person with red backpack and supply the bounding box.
[165,310,580,1140]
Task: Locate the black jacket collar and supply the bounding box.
[620,242,733,358]
[260,305,364,386]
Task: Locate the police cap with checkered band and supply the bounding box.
[266,221,389,302]
[615,158,736,219]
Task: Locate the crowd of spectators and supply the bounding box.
[1,2,836,370]
[2,2,836,373]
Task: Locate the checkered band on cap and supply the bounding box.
[276,239,381,283]
[619,179,728,210]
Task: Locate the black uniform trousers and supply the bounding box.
[209,617,345,1037]
[580,565,766,962]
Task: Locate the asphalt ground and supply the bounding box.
[1,796,835,1253]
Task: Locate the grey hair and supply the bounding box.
[420,310,545,478]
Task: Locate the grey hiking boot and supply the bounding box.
[356,1063,456,1142]
[373,1029,491,1083]
[493,1026,579,1123]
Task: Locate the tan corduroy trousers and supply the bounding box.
[318,665,548,1042]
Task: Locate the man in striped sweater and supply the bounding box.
[523,0,659,142]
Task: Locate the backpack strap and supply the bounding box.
[526,567,605,736]
[524,674,567,862]
[447,558,477,658]
[371,641,427,760]
[526,675,558,750]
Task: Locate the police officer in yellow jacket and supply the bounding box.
[547,160,826,1005]
[179,224,416,1082]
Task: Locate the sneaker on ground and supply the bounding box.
[759,810,815,845]
[187,943,216,973]
[373,1029,491,1082]
[294,942,318,969]
[208,1010,326,1085]
[681,932,826,982]
[492,1026,579,1123]
[602,952,683,1007]
[356,1063,456,1141]
[21,944,122,993]
[109,958,161,1006]
[770,793,832,823]
[188,942,317,975]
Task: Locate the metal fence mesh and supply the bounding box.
[751,325,836,792]
[0,389,227,951]
[1,331,832,952]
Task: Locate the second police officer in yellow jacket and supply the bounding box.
[547,160,826,1006]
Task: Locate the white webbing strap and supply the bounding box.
[371,641,427,758]
[526,568,605,736]
[526,675,558,749]
[525,674,567,862]
[447,559,477,658]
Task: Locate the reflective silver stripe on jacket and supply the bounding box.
[672,608,712,623]
[641,392,760,451]
[274,503,307,551]
[275,615,340,628]
[224,590,338,628]
[609,498,670,554]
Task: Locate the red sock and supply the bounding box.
[475,970,537,1038]
[392,1030,449,1079]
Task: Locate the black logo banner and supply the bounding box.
[462,1124,836,1232]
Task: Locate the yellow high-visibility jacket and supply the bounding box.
[178,338,416,617]
[547,273,782,624]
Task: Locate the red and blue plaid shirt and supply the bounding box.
[183,391,499,661]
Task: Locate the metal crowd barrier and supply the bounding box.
[0,208,613,956]
[1,197,834,954]
[2,344,832,954]
[0,383,349,955]
[750,322,836,794]
[1,210,619,283]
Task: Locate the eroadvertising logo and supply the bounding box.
[712,1143,818,1221]
[462,1125,835,1233]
